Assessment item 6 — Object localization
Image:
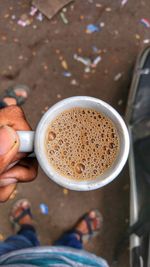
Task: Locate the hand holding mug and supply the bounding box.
[0,106,38,202]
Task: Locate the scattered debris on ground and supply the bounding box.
[140,18,150,28]
[118,99,123,106]
[114,73,123,81]
[63,71,72,77]
[73,54,102,73]
[86,24,101,34]
[39,203,49,214]
[60,11,69,24]
[121,0,128,7]
[63,188,69,195]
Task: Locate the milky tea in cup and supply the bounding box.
[45,107,119,181]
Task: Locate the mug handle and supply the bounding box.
[17,131,35,152]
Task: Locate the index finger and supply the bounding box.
[0,106,32,161]
[0,106,31,131]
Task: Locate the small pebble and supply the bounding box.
[14,38,19,43]
[60,202,65,207]
[100,22,105,27]
[135,34,140,40]
[8,65,13,70]
[57,94,62,99]
[71,79,78,85]
[32,51,36,56]
[59,56,63,61]
[85,66,91,73]
[44,106,49,111]
[1,36,7,41]
[4,13,9,18]
[62,7,67,12]
[56,49,60,54]
[118,99,123,106]
[11,14,16,20]
[80,15,84,20]
[114,30,119,35]
[105,7,112,12]
[70,5,74,10]
[18,55,24,60]
[78,48,82,53]
[63,188,69,195]
[96,3,102,7]
[43,64,48,70]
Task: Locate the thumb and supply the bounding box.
[0,126,19,174]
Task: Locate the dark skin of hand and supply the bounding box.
[0,106,38,202]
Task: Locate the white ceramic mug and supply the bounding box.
[17,96,130,191]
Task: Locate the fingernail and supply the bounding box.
[0,178,17,187]
[0,126,18,155]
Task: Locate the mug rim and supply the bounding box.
[34,96,130,191]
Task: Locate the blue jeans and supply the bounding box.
[0,224,82,256]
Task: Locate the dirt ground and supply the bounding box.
[0,0,150,266]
